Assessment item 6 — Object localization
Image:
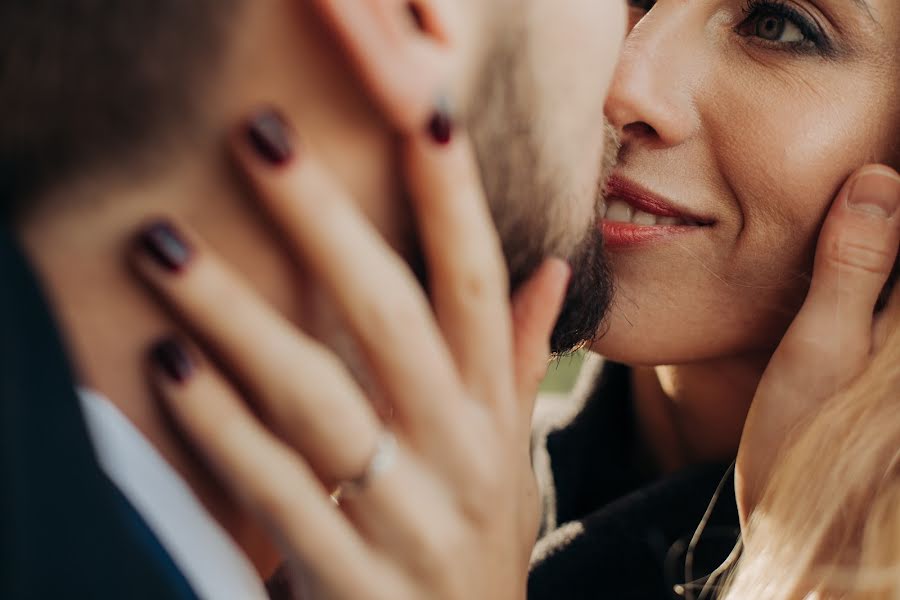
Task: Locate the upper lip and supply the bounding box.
[604,174,714,225]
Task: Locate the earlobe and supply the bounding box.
[310,0,457,133]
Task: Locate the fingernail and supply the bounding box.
[246,109,294,165]
[149,338,194,384]
[847,168,900,218]
[137,220,193,272]
[427,96,454,145]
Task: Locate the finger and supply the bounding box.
[150,336,462,595]
[403,125,515,406]
[510,259,572,425]
[786,164,900,394]
[737,166,900,521]
[339,456,466,586]
[131,219,382,484]
[231,108,465,442]
[146,336,386,600]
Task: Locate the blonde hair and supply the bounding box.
[719,312,900,599]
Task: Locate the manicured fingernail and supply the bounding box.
[138,220,193,272]
[427,97,453,145]
[847,168,900,218]
[149,338,194,384]
[246,109,294,165]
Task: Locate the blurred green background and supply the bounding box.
[538,351,587,394]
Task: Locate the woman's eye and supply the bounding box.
[751,13,805,43]
[736,1,830,54]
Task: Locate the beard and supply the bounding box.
[465,23,617,354]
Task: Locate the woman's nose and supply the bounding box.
[605,6,701,149]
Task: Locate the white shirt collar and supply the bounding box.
[78,388,269,600]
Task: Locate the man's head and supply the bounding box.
[0,0,626,351]
[467,4,624,351]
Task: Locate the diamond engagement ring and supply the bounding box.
[330,431,398,505]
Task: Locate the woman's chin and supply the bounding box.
[589,313,739,367]
[588,335,678,368]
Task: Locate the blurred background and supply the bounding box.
[538,351,587,394]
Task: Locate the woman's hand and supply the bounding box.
[130,109,569,599]
[737,164,900,524]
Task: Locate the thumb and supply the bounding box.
[737,165,900,521]
[787,164,900,395]
[510,259,572,419]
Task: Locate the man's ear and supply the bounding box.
[310,0,461,132]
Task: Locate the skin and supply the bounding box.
[15,0,894,594]
[136,97,900,600]
[15,0,626,579]
[134,123,572,600]
[124,1,899,595]
[594,0,900,469]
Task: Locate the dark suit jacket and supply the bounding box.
[0,228,198,599]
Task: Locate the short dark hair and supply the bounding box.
[0,1,238,220]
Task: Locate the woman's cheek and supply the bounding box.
[718,84,870,234]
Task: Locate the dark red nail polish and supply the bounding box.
[247,109,294,165]
[427,110,453,145]
[149,338,194,384]
[138,221,193,272]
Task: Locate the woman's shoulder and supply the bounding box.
[529,462,739,600]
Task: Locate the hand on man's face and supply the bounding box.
[317,0,627,351]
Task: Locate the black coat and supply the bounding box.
[529,359,740,600]
[0,228,198,599]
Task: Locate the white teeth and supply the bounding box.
[632,210,658,226]
[601,198,691,226]
[605,200,633,223]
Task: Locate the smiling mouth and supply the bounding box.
[600,198,698,227]
[599,175,713,249]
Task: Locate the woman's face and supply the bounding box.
[593,0,900,366]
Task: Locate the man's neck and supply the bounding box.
[16,156,306,578]
[631,353,771,474]
[12,0,410,579]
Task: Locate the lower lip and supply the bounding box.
[600,220,700,249]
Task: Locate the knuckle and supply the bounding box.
[824,235,893,277]
[458,453,503,522]
[361,291,426,339]
[469,455,502,496]
[409,522,458,578]
[449,261,506,310]
[460,269,491,302]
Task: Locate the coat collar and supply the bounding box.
[0,227,197,599]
